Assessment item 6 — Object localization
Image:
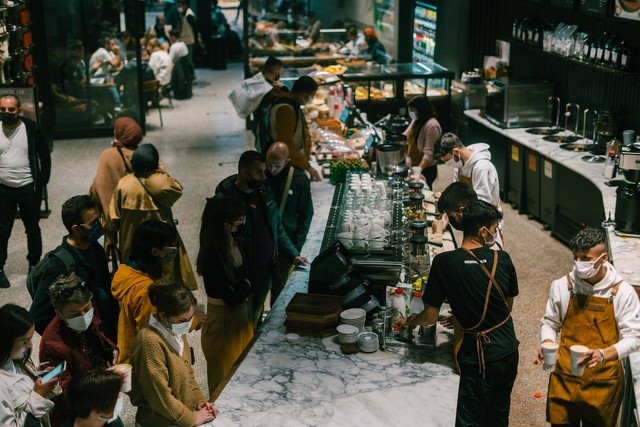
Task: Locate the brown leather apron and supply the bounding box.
[407,134,423,167]
[453,249,512,378]
[546,276,624,427]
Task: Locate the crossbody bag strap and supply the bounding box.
[278,167,295,216]
[116,146,133,174]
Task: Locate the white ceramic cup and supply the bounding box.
[570,344,589,376]
[369,229,384,240]
[369,238,385,250]
[354,239,369,251]
[411,166,422,179]
[541,342,560,371]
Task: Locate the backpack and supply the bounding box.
[27,247,76,299]
[254,91,299,154]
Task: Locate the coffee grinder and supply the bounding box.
[592,110,622,155]
[614,146,640,236]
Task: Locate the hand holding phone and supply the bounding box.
[41,361,65,382]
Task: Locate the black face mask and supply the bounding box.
[247,178,265,190]
[1,113,20,125]
[449,216,463,231]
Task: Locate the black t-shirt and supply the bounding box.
[423,247,519,364]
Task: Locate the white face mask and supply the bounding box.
[170,317,193,336]
[63,308,94,332]
[574,254,605,280]
[98,393,124,423]
[409,111,418,121]
[482,227,496,246]
[445,155,463,169]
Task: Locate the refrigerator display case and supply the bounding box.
[412,1,437,64]
[340,62,453,125]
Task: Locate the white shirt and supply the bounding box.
[339,34,366,55]
[148,50,173,86]
[0,361,55,427]
[148,314,184,356]
[0,122,32,188]
[541,262,640,359]
[169,40,189,63]
[89,47,114,77]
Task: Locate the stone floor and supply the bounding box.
[1,61,572,426]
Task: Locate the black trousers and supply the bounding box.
[0,183,42,268]
[456,350,519,427]
[248,263,272,330]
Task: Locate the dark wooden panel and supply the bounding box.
[464,0,640,133]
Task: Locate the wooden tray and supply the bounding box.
[286,293,343,317]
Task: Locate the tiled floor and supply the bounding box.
[1,60,572,426]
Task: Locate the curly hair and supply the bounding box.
[48,272,93,312]
[569,228,605,255]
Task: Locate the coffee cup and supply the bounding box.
[541,342,560,371]
[110,363,132,392]
[369,238,385,250]
[570,344,589,376]
[340,222,353,233]
[369,229,384,240]
[353,239,369,251]
[411,167,422,179]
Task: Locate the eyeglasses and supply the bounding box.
[54,282,89,299]
[162,246,178,252]
[79,216,102,229]
[0,107,18,113]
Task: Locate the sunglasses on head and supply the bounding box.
[55,281,89,299]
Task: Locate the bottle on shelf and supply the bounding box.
[392,287,407,316]
[603,34,617,67]
[619,40,631,71]
[603,150,617,179]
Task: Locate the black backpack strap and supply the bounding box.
[51,247,76,275]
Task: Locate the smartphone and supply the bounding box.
[41,361,66,382]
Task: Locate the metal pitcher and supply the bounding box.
[418,323,437,346]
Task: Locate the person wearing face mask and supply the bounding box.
[89,117,143,248]
[197,196,253,394]
[268,76,322,181]
[435,133,504,249]
[404,95,442,189]
[109,143,197,291]
[215,150,308,329]
[534,228,640,427]
[265,142,313,305]
[130,283,219,427]
[396,200,519,427]
[111,220,177,363]
[437,182,478,232]
[0,304,60,427]
[28,195,118,341]
[0,94,51,289]
[39,273,117,426]
[61,368,124,427]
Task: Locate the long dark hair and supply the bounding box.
[129,220,177,279]
[407,95,437,145]
[0,304,36,375]
[197,196,246,281]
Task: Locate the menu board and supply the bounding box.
[550,0,576,8]
[580,0,608,15]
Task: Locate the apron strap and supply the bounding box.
[459,248,512,378]
[608,280,624,304]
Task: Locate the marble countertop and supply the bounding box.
[213,181,460,427]
[465,110,640,423]
[464,110,640,283]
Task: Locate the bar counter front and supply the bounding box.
[212,181,459,427]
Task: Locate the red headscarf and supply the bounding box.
[113,117,143,148]
[363,27,377,40]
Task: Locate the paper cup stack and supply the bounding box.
[337,324,360,344]
[357,332,379,353]
[340,308,366,332]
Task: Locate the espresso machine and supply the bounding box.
[615,145,640,236]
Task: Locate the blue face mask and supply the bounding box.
[82,220,104,243]
[158,246,178,264]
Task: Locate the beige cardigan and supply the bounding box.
[129,326,207,427]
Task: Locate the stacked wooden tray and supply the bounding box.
[285,293,343,338]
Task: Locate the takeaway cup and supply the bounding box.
[570,345,589,376]
[541,342,560,372]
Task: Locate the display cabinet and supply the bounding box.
[340,62,453,125]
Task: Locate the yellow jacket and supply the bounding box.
[111,264,155,364]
